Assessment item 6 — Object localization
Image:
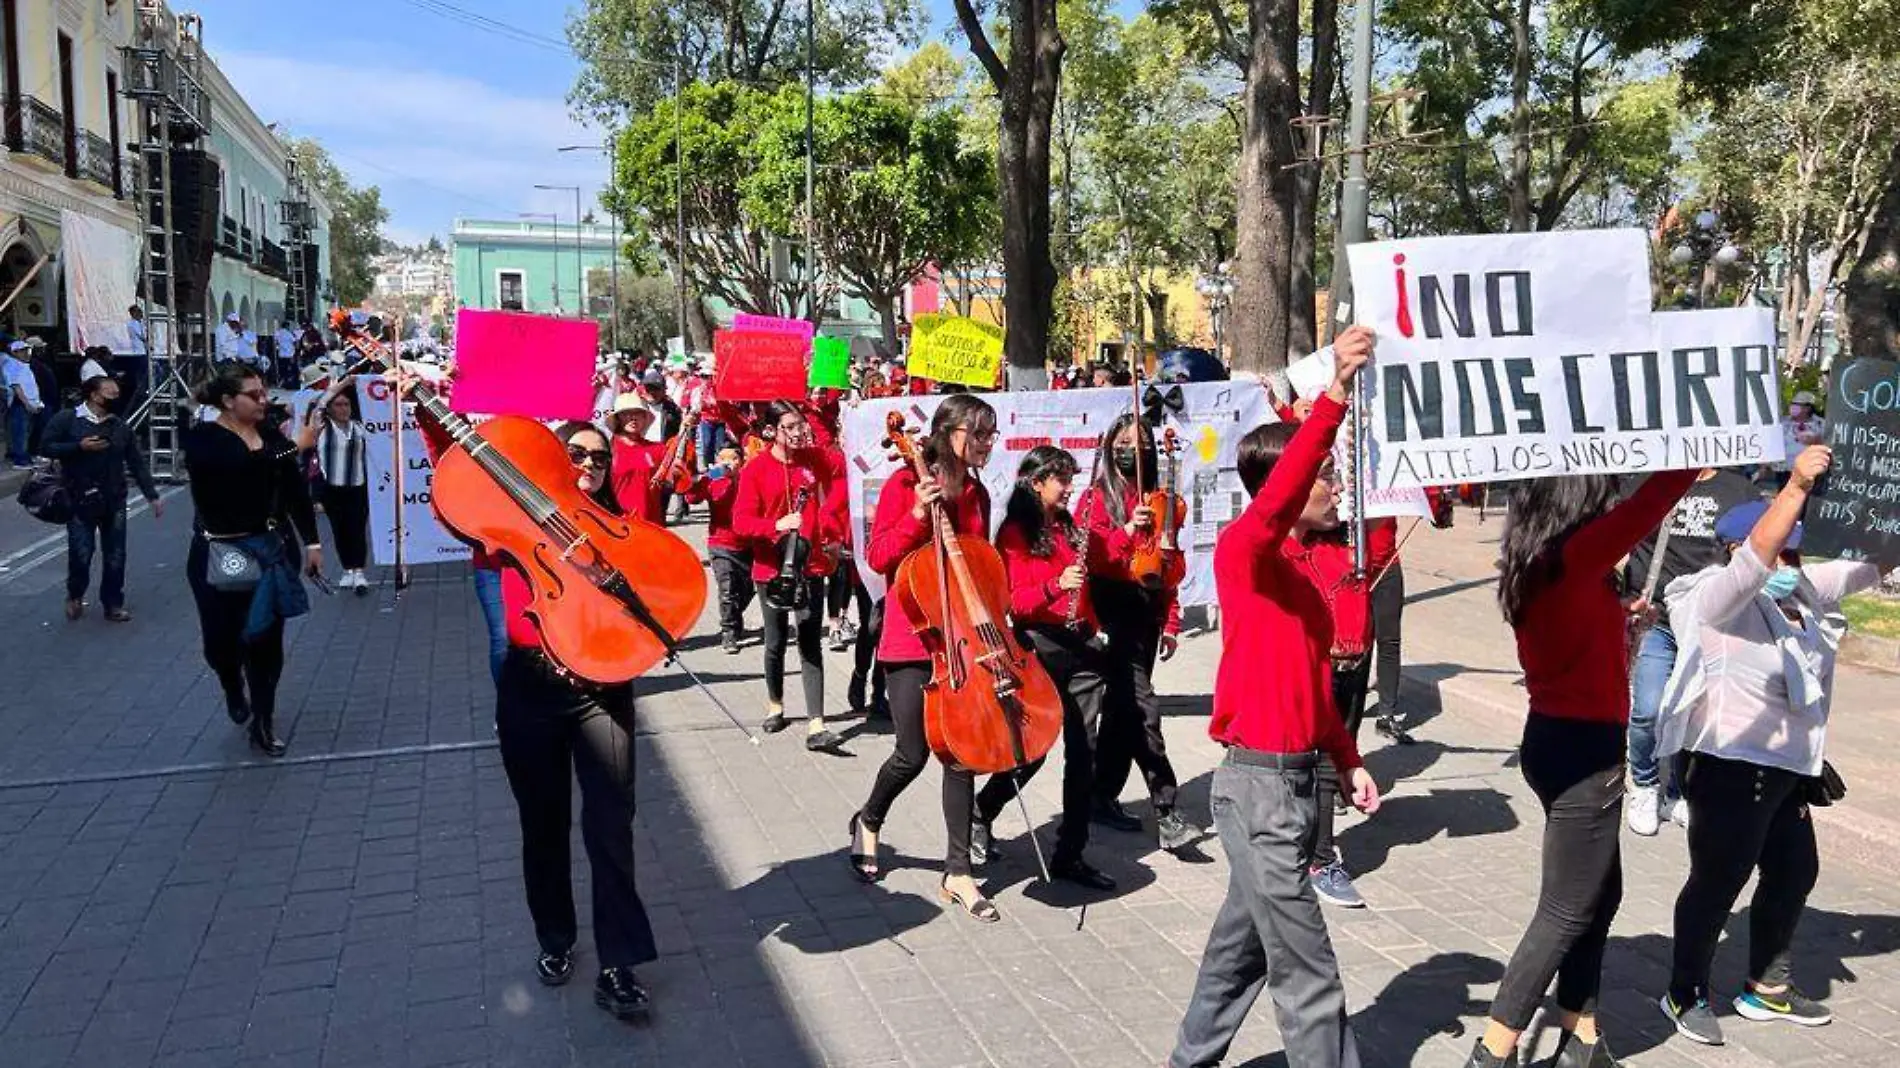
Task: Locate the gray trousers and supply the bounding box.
[1170,751,1361,1068]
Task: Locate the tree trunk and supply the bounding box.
[1229,0,1302,375]
[686,292,716,351]
[1288,0,1339,359]
[877,293,902,355]
[1844,144,1900,364]
[992,0,1064,390]
[1505,0,1534,233]
[1145,286,1171,347]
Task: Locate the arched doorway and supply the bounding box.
[0,222,52,339]
[238,295,251,328]
[219,292,235,323]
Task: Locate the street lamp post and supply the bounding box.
[559,142,622,351]
[1195,262,1236,366]
[517,212,558,312]
[1669,208,1743,310]
[536,184,585,316]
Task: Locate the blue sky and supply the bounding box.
[189,0,973,247]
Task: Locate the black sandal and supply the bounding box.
[847,812,881,883]
[940,877,1000,923]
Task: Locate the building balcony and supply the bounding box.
[240,225,254,261]
[261,240,289,280]
[75,132,118,193]
[20,97,65,171]
[219,215,240,256]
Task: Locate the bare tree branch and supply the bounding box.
[951,0,1009,92]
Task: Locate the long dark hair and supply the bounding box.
[1004,446,1080,555]
[1088,413,1156,525]
[197,363,262,408]
[554,420,620,514]
[921,394,997,474]
[1496,475,1622,626]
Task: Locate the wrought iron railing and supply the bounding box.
[219,216,240,255]
[76,132,117,190]
[261,240,288,279]
[22,97,65,169]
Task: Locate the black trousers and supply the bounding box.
[973,626,1108,864]
[1092,579,1179,812]
[320,483,371,571]
[495,649,656,970]
[67,507,129,608]
[1314,657,1371,865]
[850,594,887,714]
[1669,753,1818,1004]
[187,533,288,729]
[861,662,977,877]
[1371,563,1405,722]
[709,548,756,638]
[1490,715,1627,1029]
[761,574,825,717]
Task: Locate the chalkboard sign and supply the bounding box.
[1803,357,1900,567]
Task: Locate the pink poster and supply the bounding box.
[451,309,599,420]
[731,313,815,340]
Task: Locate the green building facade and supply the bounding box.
[451,218,620,316]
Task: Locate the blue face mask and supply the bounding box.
[1763,566,1801,601]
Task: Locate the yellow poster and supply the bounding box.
[909,314,1005,387]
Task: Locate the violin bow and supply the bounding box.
[385,320,411,598]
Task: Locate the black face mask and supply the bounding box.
[1112,447,1139,476]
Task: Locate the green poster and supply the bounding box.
[810,335,852,388]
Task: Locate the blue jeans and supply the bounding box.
[695,420,727,469]
[472,566,508,685]
[5,402,30,464]
[68,508,129,609]
[1628,621,1678,793]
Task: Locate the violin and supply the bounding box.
[761,488,812,612]
[1129,426,1188,591]
[884,411,1063,775]
[651,407,699,494]
[329,311,706,684]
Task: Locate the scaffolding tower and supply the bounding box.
[281,155,314,330]
[121,1,210,481]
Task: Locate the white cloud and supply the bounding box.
[213,52,611,238]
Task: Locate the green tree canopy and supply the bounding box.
[287,138,388,308]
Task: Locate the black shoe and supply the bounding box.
[1156,809,1199,852]
[1375,715,1417,745]
[594,967,650,1020]
[722,632,740,655]
[1091,798,1142,832]
[1462,1037,1518,1068]
[224,692,252,726]
[1552,1031,1621,1068]
[847,674,867,715]
[1050,856,1116,891]
[969,820,1000,867]
[805,728,845,753]
[761,712,790,734]
[248,723,287,758]
[536,950,573,986]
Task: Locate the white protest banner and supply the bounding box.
[356,375,470,567]
[1284,346,1433,520]
[841,382,1272,607]
[1346,229,1784,490]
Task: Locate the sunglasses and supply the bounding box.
[238,389,269,401]
[566,445,612,469]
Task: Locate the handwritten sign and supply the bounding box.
[733,313,815,340]
[714,329,809,401]
[910,314,1004,387]
[1345,230,1784,490]
[811,335,852,389]
[1805,358,1900,566]
[450,309,598,421]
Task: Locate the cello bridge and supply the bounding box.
[560,534,592,562]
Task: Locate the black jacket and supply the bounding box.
[41,405,159,515]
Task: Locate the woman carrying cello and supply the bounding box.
[1076,414,1199,854]
[849,394,1015,920]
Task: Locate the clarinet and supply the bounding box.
[1063,510,1090,631]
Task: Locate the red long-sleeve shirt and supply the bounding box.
[686,467,747,553]
[995,513,1102,632]
[1515,469,1698,723]
[1072,483,1183,635]
[609,437,669,524]
[1284,518,1399,659]
[732,448,848,582]
[1208,395,1361,771]
[869,467,990,663]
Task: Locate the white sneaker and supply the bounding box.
[1628,784,1661,836]
[1667,796,1691,829]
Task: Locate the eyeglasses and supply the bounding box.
[566,445,612,468]
[238,389,269,401]
[956,426,999,444]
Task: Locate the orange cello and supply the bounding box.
[1129,426,1188,590]
[651,407,700,494]
[883,411,1063,777]
[329,312,712,690]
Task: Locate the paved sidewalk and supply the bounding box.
[0,503,1895,1067]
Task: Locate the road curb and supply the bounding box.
[1410,669,1900,871]
[1841,632,1900,674]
